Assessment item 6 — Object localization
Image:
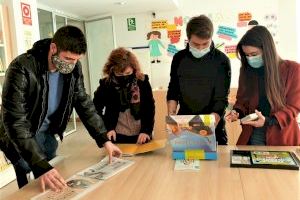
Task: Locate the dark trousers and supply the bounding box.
[215,119,228,145]
[13,131,58,188]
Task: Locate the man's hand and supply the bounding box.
[107,130,117,141]
[211,112,220,127]
[39,168,67,192]
[137,133,150,144]
[104,141,122,164]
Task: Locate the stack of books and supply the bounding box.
[166,114,217,160]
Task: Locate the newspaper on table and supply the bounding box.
[31,156,134,200]
[77,156,134,180]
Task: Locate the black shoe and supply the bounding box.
[151,60,155,63]
[156,60,161,63]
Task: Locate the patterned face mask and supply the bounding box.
[52,55,76,74]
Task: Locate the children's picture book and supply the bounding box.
[166,115,217,160]
[174,159,200,171]
[31,156,134,200]
[116,139,167,156]
[230,150,300,170]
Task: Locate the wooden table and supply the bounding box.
[5,145,300,200]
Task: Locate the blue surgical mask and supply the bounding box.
[189,45,210,58]
[246,55,264,68]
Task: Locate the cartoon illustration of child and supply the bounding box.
[147,31,165,63]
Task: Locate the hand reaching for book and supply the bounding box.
[39,168,67,192]
[137,133,150,144]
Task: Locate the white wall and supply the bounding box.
[4,0,40,57]
[112,0,298,89]
[277,0,298,61]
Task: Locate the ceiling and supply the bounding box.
[37,0,179,19]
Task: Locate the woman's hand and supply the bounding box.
[137,133,150,144]
[241,110,265,127]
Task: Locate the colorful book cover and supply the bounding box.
[230,150,300,170]
[251,151,297,165]
[166,115,217,152]
[172,150,217,160]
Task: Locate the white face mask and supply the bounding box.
[189,44,210,58]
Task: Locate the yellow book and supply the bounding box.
[117,139,167,156]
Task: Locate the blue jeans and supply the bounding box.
[14,131,58,188]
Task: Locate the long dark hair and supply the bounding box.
[236,26,285,111]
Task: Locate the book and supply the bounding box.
[166,115,217,160]
[172,150,217,160]
[240,113,258,123]
[230,150,300,170]
[116,139,167,156]
[31,156,134,200]
[174,159,200,171]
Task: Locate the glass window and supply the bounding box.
[38,9,53,39]
[55,15,66,30]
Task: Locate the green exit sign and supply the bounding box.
[127,18,136,31]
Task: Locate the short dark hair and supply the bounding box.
[186,15,214,40]
[52,25,87,54]
[248,20,259,26]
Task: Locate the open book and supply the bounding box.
[116,139,167,156]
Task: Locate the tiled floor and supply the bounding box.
[0,122,92,200]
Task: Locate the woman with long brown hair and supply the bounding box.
[226,26,300,145]
[93,47,155,144]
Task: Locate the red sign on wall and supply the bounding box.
[21,2,32,25]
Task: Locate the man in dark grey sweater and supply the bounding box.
[167,15,231,144]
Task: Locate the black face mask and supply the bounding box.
[114,74,135,86]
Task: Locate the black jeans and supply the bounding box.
[13,131,58,188]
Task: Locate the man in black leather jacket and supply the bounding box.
[0,26,121,191]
